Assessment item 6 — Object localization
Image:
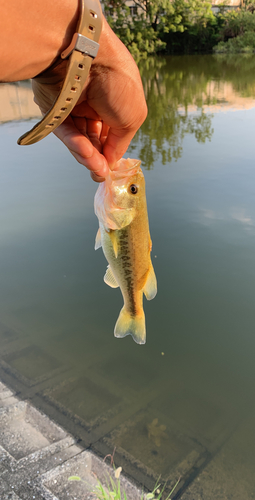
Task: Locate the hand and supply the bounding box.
[32,17,147,181]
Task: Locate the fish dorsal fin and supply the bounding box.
[95,228,102,250]
[143,261,157,300]
[104,265,119,288]
[109,230,118,258]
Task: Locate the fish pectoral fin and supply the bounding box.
[104,265,119,288]
[109,230,118,258]
[95,228,102,250]
[143,261,157,300]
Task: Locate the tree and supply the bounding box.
[127,57,214,168]
[102,0,215,58]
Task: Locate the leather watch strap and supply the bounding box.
[18,0,102,146]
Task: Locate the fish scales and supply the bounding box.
[94,158,157,345]
[118,229,136,315]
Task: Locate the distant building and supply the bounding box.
[211,0,242,13]
[102,1,244,18]
[102,1,143,18]
[0,83,41,123]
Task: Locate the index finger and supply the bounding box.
[54,116,109,179]
[102,126,139,169]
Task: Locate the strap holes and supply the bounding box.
[54,116,61,120]
[89,25,95,32]
[60,107,67,111]
[70,87,77,92]
[46,124,54,128]
[66,97,72,102]
[90,10,97,18]
[75,75,81,81]
[78,64,84,69]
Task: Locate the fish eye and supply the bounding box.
[129,184,138,194]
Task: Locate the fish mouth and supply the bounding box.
[111,159,141,179]
[94,158,142,230]
[94,178,127,230]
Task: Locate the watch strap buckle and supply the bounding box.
[61,33,99,59]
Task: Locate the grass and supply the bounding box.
[68,463,181,500]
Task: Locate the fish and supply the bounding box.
[94,158,157,345]
[147,418,167,447]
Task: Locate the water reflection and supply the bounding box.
[1,56,255,498]
[0,81,40,122]
[131,54,255,168]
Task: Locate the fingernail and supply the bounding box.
[84,155,109,178]
[90,172,105,183]
[96,164,109,178]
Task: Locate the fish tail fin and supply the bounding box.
[114,307,146,345]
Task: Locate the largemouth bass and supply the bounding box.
[94,158,157,345]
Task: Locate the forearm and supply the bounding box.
[3,0,147,179]
[0,0,79,81]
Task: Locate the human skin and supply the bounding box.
[0,0,147,181]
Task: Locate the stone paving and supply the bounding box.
[1,379,255,500]
[0,381,143,500]
[0,315,255,499]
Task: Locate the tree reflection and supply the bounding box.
[129,54,255,169]
[212,53,255,98]
[128,56,214,169]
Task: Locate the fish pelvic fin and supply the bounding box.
[143,261,157,300]
[108,229,118,258]
[114,307,146,345]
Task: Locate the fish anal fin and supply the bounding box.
[95,228,102,250]
[143,262,157,300]
[109,230,118,258]
[137,269,149,291]
[104,265,119,288]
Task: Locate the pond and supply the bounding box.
[0,54,255,498]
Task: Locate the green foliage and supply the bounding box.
[68,469,180,499]
[128,56,214,169]
[129,52,255,168]
[102,0,217,58]
[103,1,255,57]
[218,10,255,40]
[165,0,214,33]
[214,31,255,53]
[244,0,255,13]
[164,11,222,54]
[103,1,166,59]
[214,9,255,53]
[161,0,220,53]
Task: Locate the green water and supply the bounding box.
[1,55,255,497]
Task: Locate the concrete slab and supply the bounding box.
[181,409,255,500]
[0,368,253,499]
[38,450,143,500]
[2,345,65,387]
[2,493,22,500]
[0,380,144,500]
[0,401,67,460]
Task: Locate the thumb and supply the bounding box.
[102,127,137,169]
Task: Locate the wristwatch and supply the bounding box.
[18,0,102,146]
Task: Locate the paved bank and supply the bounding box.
[0,381,143,500]
[1,379,255,499]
